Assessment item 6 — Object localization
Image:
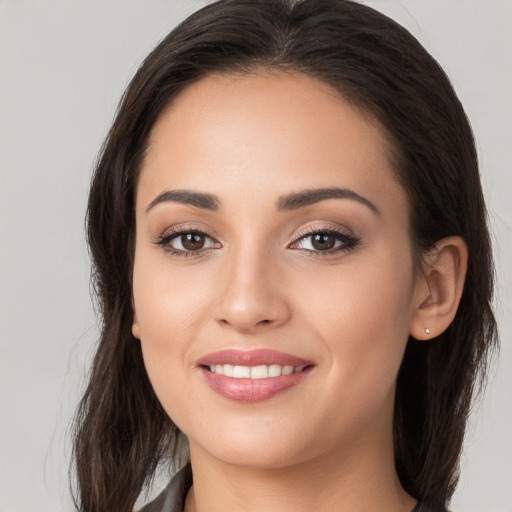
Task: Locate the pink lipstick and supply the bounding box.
[197,349,313,402]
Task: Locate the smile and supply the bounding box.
[197,349,314,402]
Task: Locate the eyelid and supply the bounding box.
[153,224,222,257]
[153,222,359,258]
[155,223,220,242]
[287,224,360,256]
[291,223,355,241]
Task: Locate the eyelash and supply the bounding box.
[291,226,360,257]
[153,225,360,259]
[153,224,219,259]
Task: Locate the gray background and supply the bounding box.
[0,1,510,510]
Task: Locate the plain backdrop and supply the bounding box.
[0,1,511,511]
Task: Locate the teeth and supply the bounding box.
[282,365,294,375]
[208,364,306,378]
[268,364,281,377]
[233,365,251,378]
[250,365,269,379]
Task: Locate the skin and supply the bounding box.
[131,70,467,512]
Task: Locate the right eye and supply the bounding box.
[169,231,216,251]
[154,227,220,258]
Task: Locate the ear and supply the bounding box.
[410,236,468,340]
[132,297,140,340]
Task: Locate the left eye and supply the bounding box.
[291,230,358,253]
[295,232,340,251]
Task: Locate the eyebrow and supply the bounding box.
[276,187,379,214]
[146,189,221,212]
[146,186,379,215]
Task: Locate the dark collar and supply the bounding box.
[139,464,447,512]
[138,464,192,512]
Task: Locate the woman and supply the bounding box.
[72,0,497,511]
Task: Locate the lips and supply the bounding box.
[197,349,314,402]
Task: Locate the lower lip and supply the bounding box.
[199,367,311,403]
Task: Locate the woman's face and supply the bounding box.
[132,71,421,469]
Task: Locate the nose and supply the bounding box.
[213,247,291,334]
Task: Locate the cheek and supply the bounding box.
[132,249,222,421]
[134,292,199,431]
[289,255,414,445]
[133,251,208,343]
[297,247,414,389]
[132,254,194,381]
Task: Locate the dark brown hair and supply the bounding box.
[73,0,498,510]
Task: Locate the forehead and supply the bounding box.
[138,70,407,221]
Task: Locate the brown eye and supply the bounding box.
[290,228,360,256]
[311,233,336,251]
[155,228,218,256]
[181,232,206,251]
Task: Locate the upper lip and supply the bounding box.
[196,349,313,368]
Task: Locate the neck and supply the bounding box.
[184,410,416,512]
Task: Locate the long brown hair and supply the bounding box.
[72,1,498,510]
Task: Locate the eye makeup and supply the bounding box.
[153,224,221,259]
[153,223,360,259]
[289,225,360,257]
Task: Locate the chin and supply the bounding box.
[205,446,304,470]
[188,424,314,470]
